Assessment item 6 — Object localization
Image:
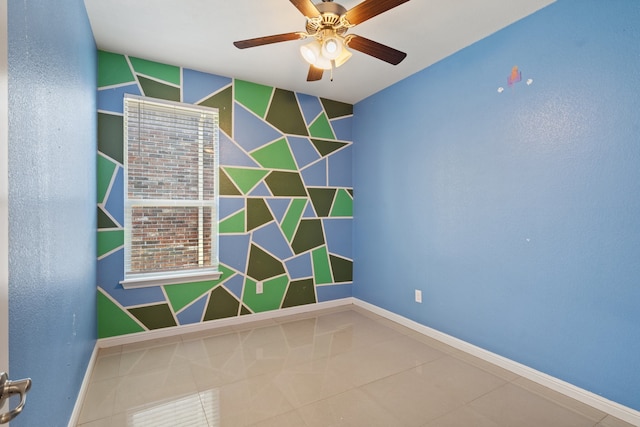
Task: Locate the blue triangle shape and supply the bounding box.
[219,197,246,221]
[296,93,323,125]
[224,274,245,299]
[219,234,250,272]
[249,181,272,197]
[289,136,320,169]
[234,103,282,152]
[285,252,312,279]
[104,167,124,227]
[330,116,353,141]
[266,198,291,223]
[301,158,327,187]
[183,68,232,104]
[176,294,208,325]
[252,222,294,260]
[220,131,260,167]
[303,201,316,218]
[328,144,352,188]
[98,83,141,114]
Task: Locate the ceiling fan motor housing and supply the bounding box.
[306,1,350,37]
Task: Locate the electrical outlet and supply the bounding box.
[415,289,422,303]
[256,281,263,294]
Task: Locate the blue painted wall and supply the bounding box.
[353,0,640,412]
[8,0,97,425]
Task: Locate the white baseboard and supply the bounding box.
[97,298,354,348]
[353,298,640,426]
[67,344,99,427]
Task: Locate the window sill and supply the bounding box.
[120,270,222,289]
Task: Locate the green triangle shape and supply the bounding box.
[251,138,297,171]
[204,286,240,321]
[220,210,245,233]
[98,113,123,164]
[129,304,177,330]
[247,198,274,231]
[308,188,337,217]
[224,167,269,194]
[281,198,307,242]
[330,189,353,217]
[243,275,289,313]
[265,89,308,136]
[97,154,117,204]
[291,219,325,254]
[97,290,144,338]
[219,169,242,196]
[129,56,180,85]
[247,245,286,281]
[97,229,123,257]
[309,113,336,139]
[235,79,273,118]
[165,281,217,314]
[320,98,353,119]
[282,278,316,308]
[164,264,234,313]
[240,305,252,315]
[312,246,333,284]
[200,86,233,137]
[98,50,134,88]
[311,139,348,157]
[138,76,180,102]
[98,207,118,229]
[264,171,307,196]
[329,255,353,282]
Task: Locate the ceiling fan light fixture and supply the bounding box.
[334,45,352,68]
[300,41,320,64]
[321,36,343,60]
[315,55,333,70]
[300,40,332,70]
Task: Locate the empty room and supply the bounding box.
[2,0,639,426]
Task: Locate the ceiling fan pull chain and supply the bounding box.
[330,60,335,81]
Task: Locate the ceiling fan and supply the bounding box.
[233,0,410,82]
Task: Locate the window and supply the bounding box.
[120,95,220,289]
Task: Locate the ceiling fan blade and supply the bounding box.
[307,65,324,81]
[290,0,320,18]
[346,35,407,65]
[233,32,306,49]
[345,0,410,26]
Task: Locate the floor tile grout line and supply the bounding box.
[507,376,611,424]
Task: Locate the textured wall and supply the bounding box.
[97,52,353,338]
[353,0,640,412]
[7,0,97,425]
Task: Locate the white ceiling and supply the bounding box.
[84,0,554,104]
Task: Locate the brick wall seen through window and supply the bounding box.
[122,95,219,286]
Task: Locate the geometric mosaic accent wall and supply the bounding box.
[97,51,353,338]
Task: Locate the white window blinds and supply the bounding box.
[121,95,219,288]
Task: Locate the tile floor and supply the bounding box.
[77,306,635,426]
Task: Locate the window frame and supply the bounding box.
[120,94,220,289]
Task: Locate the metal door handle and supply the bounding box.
[0,372,32,424]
